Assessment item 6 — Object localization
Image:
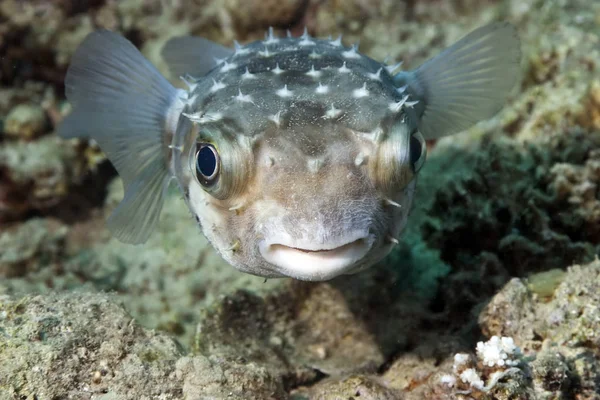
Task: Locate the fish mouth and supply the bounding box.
[258,234,373,281]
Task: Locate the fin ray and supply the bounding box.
[59,30,182,244]
[162,36,233,78]
[398,22,521,139]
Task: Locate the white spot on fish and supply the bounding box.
[354,152,367,166]
[338,62,351,73]
[306,65,321,78]
[389,95,410,112]
[385,61,403,74]
[242,67,255,80]
[330,35,343,47]
[220,61,237,73]
[307,158,322,173]
[259,46,272,57]
[180,75,198,92]
[183,111,223,124]
[316,82,329,94]
[264,27,279,45]
[396,84,408,94]
[353,82,369,98]
[299,28,315,46]
[269,111,283,127]
[272,63,284,75]
[235,89,253,103]
[276,85,293,98]
[367,68,382,81]
[233,41,250,56]
[342,44,360,59]
[210,79,226,93]
[324,104,342,119]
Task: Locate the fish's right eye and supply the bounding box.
[195,143,220,186]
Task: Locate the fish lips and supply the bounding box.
[258,231,375,281]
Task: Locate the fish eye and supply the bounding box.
[409,132,426,172]
[195,143,220,186]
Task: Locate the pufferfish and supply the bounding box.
[59,23,520,281]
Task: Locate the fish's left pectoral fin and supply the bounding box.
[162,35,234,79]
[398,22,522,139]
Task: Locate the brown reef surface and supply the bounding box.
[1,0,600,398]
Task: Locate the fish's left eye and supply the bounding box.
[195,143,220,186]
[409,132,426,172]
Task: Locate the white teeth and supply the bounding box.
[396,84,408,94]
[276,84,293,98]
[352,82,369,98]
[405,100,419,108]
[210,79,226,93]
[306,65,321,78]
[309,50,322,59]
[316,82,329,94]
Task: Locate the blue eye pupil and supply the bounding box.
[197,145,217,178]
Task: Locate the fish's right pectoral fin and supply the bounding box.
[398,22,522,139]
[162,35,234,79]
[58,29,182,244]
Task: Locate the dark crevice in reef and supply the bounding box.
[422,128,600,329]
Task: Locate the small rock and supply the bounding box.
[4,103,48,140]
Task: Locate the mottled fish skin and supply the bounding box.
[59,24,521,281]
[172,31,420,280]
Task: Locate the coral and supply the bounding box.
[422,129,600,328]
[478,259,600,398]
[0,218,67,278]
[1,0,600,398]
[0,291,289,399]
[438,336,530,398]
[292,375,401,400]
[0,136,91,221]
[3,103,48,140]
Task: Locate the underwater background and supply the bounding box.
[1,0,600,398]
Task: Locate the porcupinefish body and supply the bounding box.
[60,24,520,281]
